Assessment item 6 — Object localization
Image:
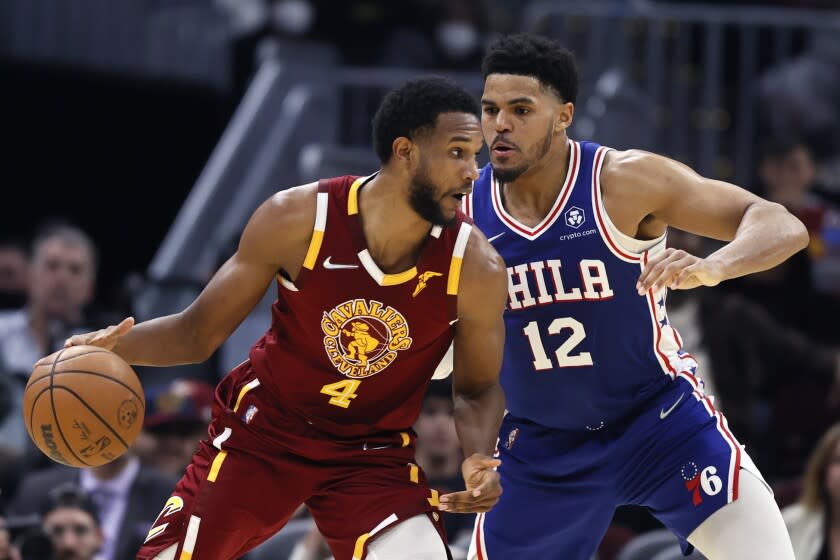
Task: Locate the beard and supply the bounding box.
[491,123,554,183]
[409,168,452,227]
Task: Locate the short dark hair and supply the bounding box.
[40,483,100,526]
[372,77,480,164]
[482,33,579,104]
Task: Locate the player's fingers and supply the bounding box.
[640,253,696,293]
[651,257,695,291]
[470,457,501,470]
[438,491,499,513]
[114,316,135,335]
[669,265,700,290]
[63,334,89,348]
[637,250,681,293]
[438,489,471,511]
[471,477,502,499]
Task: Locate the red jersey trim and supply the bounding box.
[490,140,580,241]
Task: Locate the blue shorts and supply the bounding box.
[471,377,758,559]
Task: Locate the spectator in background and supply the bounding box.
[132,379,214,478]
[41,484,103,560]
[667,228,840,478]
[723,139,840,345]
[0,238,28,310]
[0,517,20,560]
[7,452,175,560]
[414,379,474,550]
[0,223,98,379]
[0,223,102,463]
[783,423,840,560]
[757,137,840,296]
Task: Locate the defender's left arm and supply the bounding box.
[603,150,809,293]
[439,228,508,514]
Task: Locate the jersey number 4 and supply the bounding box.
[321,379,361,408]
[523,318,593,369]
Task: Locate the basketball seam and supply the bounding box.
[52,386,131,450]
[48,348,93,467]
[35,369,144,404]
[51,349,115,364]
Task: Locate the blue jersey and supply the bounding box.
[466,140,699,431]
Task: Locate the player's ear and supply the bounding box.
[392,136,414,166]
[555,102,574,133]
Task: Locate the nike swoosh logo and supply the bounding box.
[659,393,684,420]
[323,256,359,270]
[487,232,506,243]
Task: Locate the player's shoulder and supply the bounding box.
[601,148,674,183]
[239,182,320,257]
[267,181,319,212]
[460,225,507,284]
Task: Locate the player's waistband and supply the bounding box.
[213,358,418,460]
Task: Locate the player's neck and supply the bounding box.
[500,138,571,223]
[358,171,432,273]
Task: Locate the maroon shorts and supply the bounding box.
[137,361,448,560]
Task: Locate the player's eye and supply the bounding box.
[450,148,463,158]
[516,107,530,115]
[483,106,498,115]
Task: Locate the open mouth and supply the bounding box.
[452,193,466,201]
[492,144,516,156]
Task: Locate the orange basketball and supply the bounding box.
[23,345,145,468]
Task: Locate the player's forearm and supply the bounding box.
[706,201,809,281]
[112,313,212,366]
[453,383,505,458]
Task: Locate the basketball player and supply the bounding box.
[462,34,807,559]
[60,77,508,560]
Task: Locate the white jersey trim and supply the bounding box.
[591,146,665,263]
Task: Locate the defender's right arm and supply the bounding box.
[61,183,318,366]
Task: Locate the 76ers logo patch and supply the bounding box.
[321,299,413,378]
[682,461,723,506]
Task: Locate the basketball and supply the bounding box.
[23,345,145,468]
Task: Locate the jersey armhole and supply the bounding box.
[446,222,473,296]
[301,180,330,270]
[593,147,665,262]
[284,180,330,291]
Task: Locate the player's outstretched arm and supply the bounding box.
[63,183,319,366]
[439,229,508,514]
[601,150,809,293]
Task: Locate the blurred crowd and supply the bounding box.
[1,1,840,560]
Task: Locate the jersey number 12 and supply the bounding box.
[523,318,593,369]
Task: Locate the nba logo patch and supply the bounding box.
[505,427,520,450]
[242,405,258,424]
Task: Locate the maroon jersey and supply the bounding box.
[250,175,472,437]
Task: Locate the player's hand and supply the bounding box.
[636,249,724,295]
[63,317,135,351]
[438,454,501,513]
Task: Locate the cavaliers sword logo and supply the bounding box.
[321,299,413,378]
[412,271,443,297]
